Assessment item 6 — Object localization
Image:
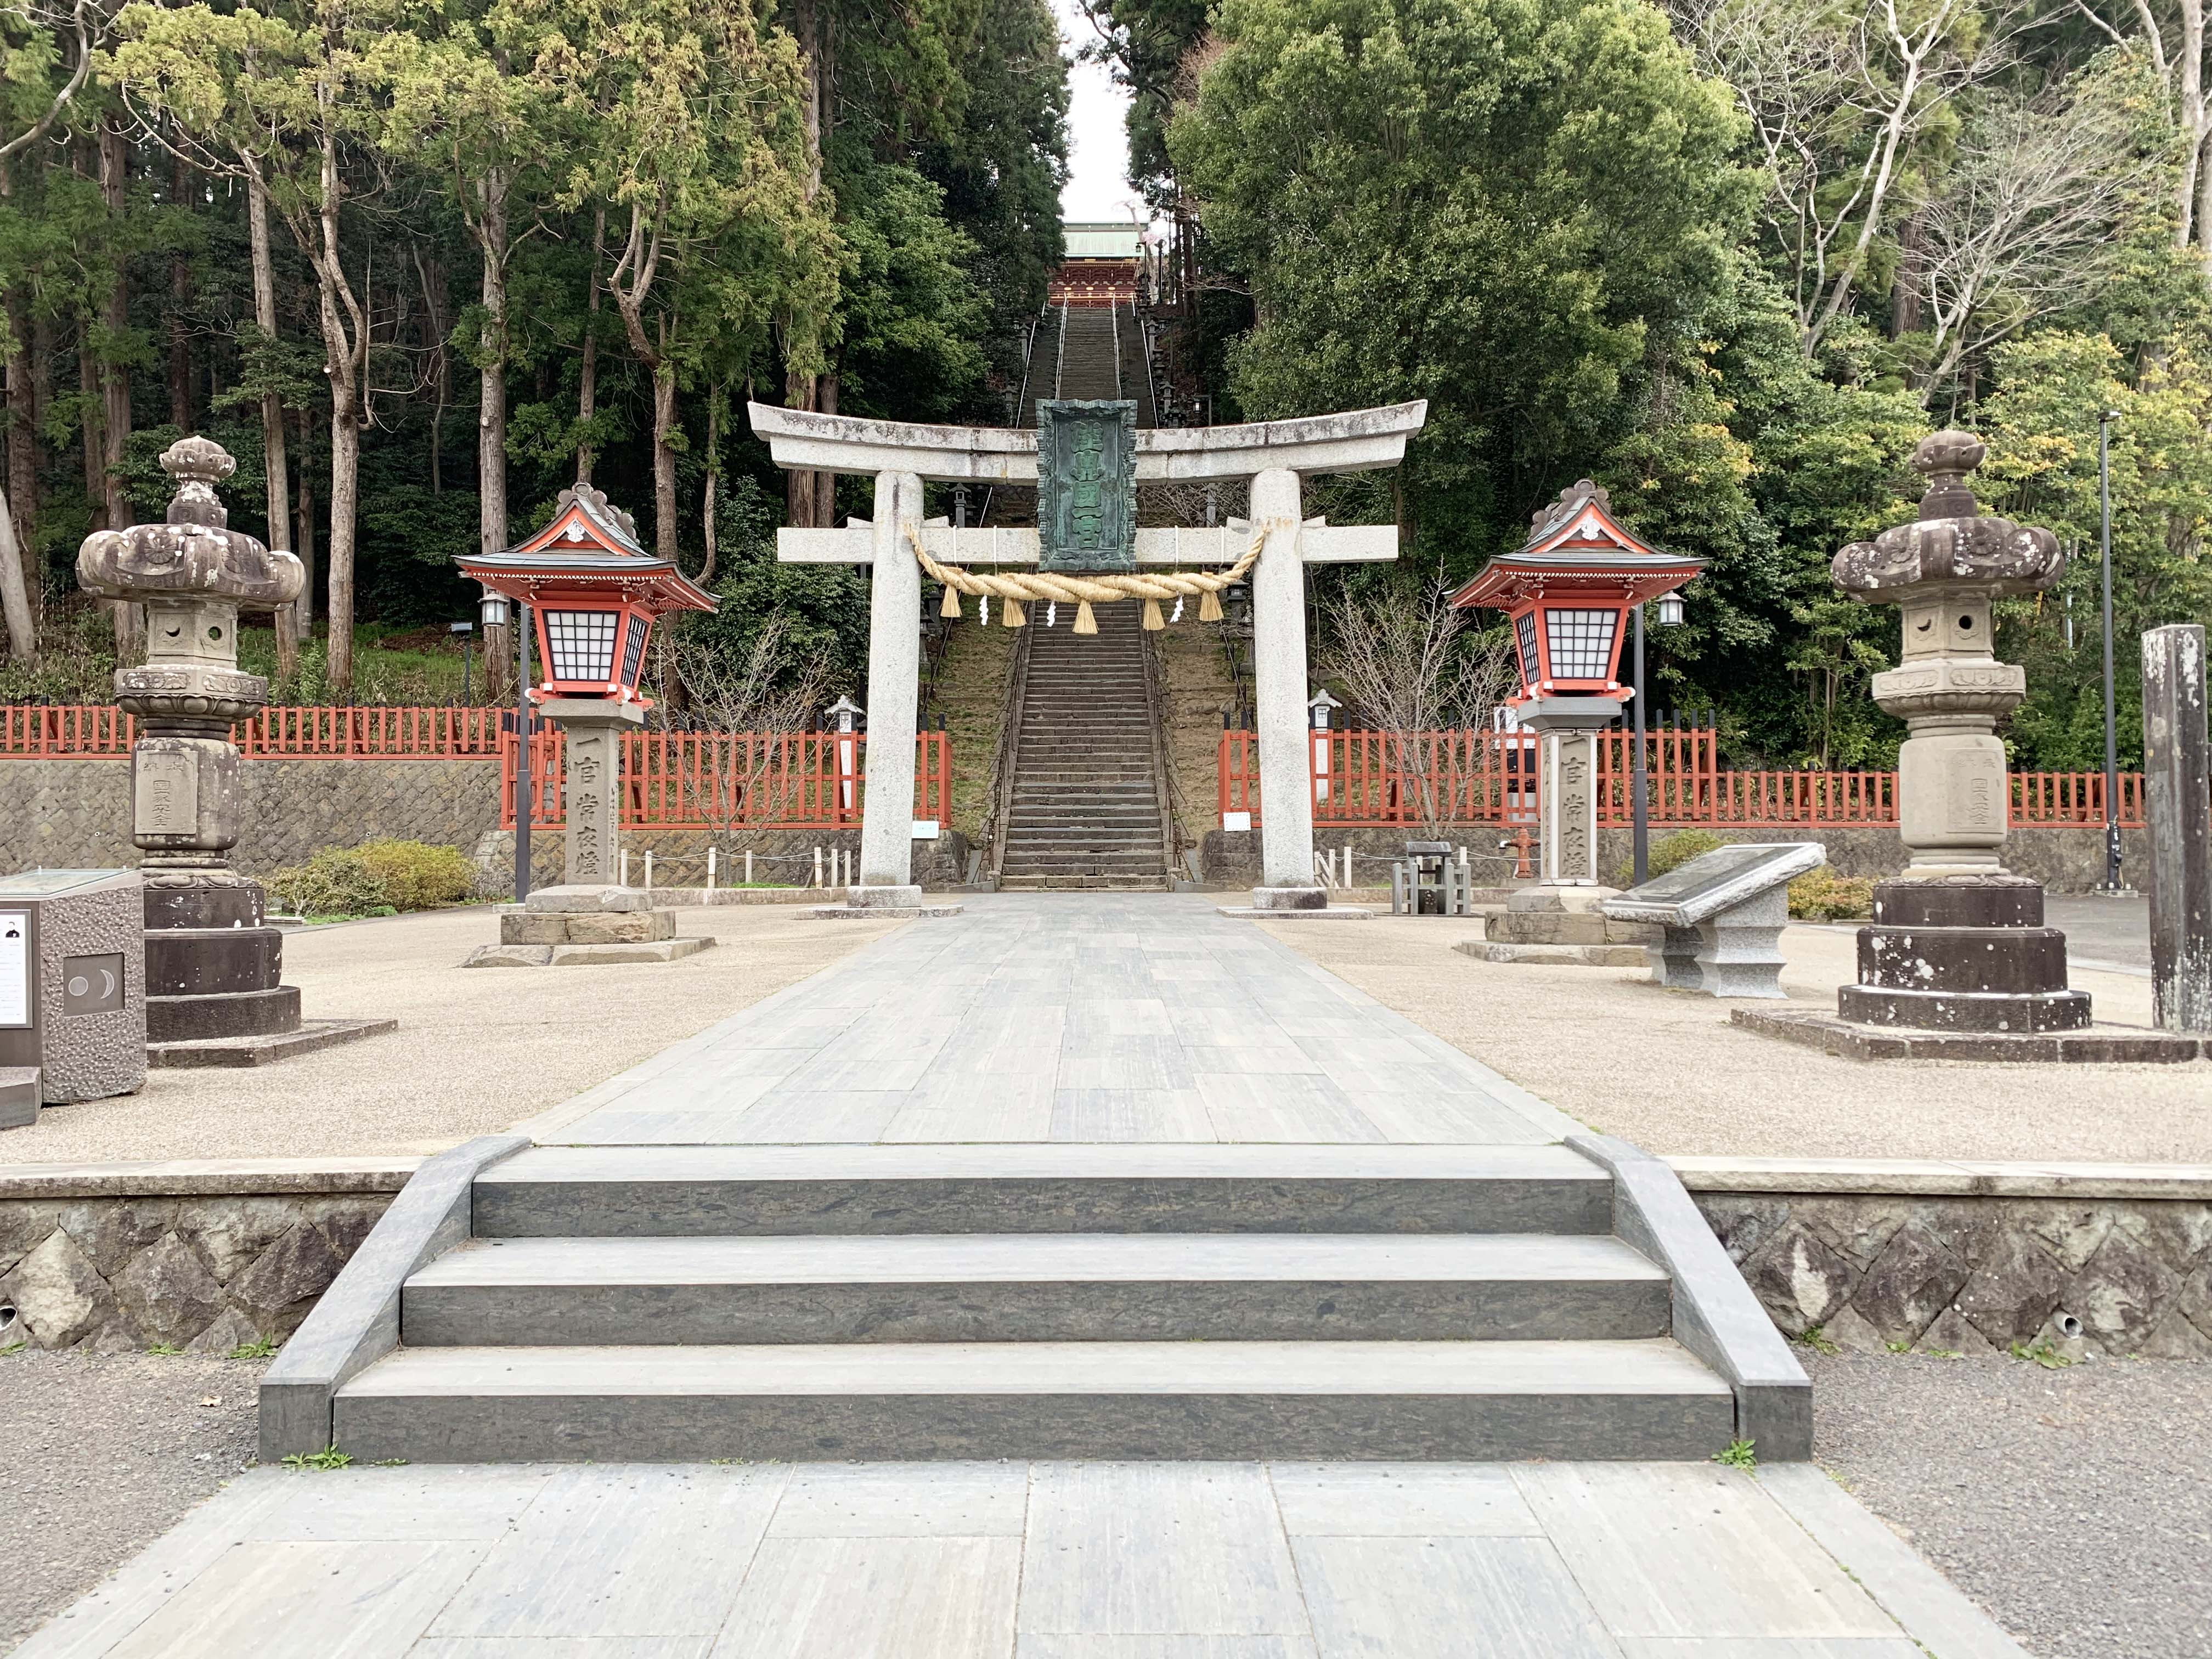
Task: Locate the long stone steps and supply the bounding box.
[321,1144,1743,1463]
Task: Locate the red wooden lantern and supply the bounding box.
[1449,479,1702,706]
[458,486,714,708]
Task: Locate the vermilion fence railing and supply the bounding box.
[501,728,954,831]
[1218,729,2152,830]
[0,704,503,757]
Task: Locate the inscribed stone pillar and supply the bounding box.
[1250,466,1320,900]
[2142,623,2211,1032]
[861,469,924,892]
[1518,700,1617,886]
[540,698,642,887]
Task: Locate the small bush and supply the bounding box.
[267,847,387,918]
[354,839,476,909]
[266,840,475,918]
[1612,829,1726,889]
[1788,866,1876,921]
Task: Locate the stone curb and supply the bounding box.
[0,1156,421,1200]
[1669,1155,2212,1201]
[1570,1133,1814,1462]
[256,1132,529,1462]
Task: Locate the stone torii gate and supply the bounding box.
[749,400,1425,912]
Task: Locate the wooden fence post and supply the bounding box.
[2142,624,2211,1034]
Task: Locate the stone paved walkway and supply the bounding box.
[17,1459,1998,1658]
[529,895,1581,1148]
[10,896,2030,1658]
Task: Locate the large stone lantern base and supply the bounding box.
[1838,874,2089,1032]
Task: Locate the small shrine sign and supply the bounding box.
[1037,399,1137,573]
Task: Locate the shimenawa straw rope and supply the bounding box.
[904,520,1274,635]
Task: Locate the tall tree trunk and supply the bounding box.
[2181,0,2206,252]
[651,363,679,561]
[418,246,449,494]
[327,400,357,690]
[576,204,603,485]
[0,487,35,660]
[814,373,837,523]
[247,174,298,678]
[783,370,817,527]
[294,436,317,642]
[701,387,720,585]
[0,159,38,653]
[77,319,103,513]
[168,150,191,432]
[99,119,139,663]
[474,173,507,557]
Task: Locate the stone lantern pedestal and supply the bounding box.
[76,439,395,1065]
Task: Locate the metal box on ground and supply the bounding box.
[0,868,146,1107]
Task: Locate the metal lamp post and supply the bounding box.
[1630,590,1688,886]
[478,590,528,902]
[2097,408,2127,894]
[451,619,475,704]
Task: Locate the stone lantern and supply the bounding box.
[1825,431,2091,1032]
[76,437,390,1057]
[459,484,719,966]
[1450,480,1701,965]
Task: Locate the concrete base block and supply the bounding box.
[1461,941,1649,967]
[1217,906,1373,920]
[467,944,555,968]
[1249,885,1329,911]
[0,1066,40,1130]
[549,938,716,966]
[1731,1007,2207,1063]
[844,885,927,910]
[524,884,655,915]
[148,1017,398,1069]
[812,904,964,920]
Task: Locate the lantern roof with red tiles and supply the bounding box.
[456,484,716,614]
[1449,479,1703,610]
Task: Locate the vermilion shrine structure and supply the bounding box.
[750,399,1426,915]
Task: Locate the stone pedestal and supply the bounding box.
[1469,886,1649,966]
[1839,874,2089,1031]
[1522,696,1620,886]
[814,883,964,921]
[469,884,715,966]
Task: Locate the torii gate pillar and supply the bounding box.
[1249,467,1322,904]
[861,470,926,895]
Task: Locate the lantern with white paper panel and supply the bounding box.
[457,484,714,708]
[1448,479,1702,708]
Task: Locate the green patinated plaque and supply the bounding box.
[1037,399,1137,573]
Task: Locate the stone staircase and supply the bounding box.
[1054,303,1122,400]
[323,1143,1739,1463]
[996,599,1176,889]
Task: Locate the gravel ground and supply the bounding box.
[1,902,901,1165]
[1809,1350,2212,1658]
[1266,915,2212,1161]
[0,1350,266,1652]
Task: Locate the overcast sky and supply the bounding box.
[1051,0,1141,224]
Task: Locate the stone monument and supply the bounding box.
[76,438,393,1062]
[1735,432,2198,1060]
[2141,623,2211,1036]
[459,485,719,965]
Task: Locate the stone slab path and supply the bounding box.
[15,1459,2014,1658]
[10,896,2028,1658]
[528,894,1583,1148]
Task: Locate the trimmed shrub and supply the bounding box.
[267,847,388,918]
[1788,866,1877,921]
[1611,828,1726,889]
[355,839,477,909]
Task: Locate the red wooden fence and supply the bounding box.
[1218,729,2151,830]
[501,728,954,831]
[0,704,503,757]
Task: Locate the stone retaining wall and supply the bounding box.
[1681,1160,2212,1360]
[0,1159,412,1354]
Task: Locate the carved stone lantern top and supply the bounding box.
[1831,430,2065,606]
[76,437,306,727]
[77,437,304,610]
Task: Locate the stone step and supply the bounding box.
[996,874,1173,893]
[1000,854,1168,868]
[331,1338,1733,1462]
[401,1233,1672,1347]
[471,1146,1616,1239]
